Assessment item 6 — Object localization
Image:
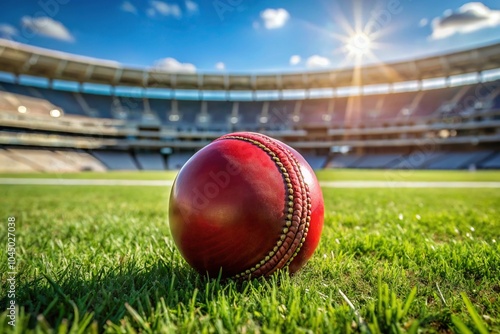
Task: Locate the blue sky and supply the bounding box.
[1,0,500,73]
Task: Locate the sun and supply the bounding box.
[344,32,373,58]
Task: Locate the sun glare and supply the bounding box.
[344,32,373,58]
[278,3,397,128]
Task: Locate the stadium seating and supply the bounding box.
[389,91,420,120]
[479,152,500,169]
[149,98,170,125]
[0,90,60,117]
[0,148,38,172]
[177,101,201,129]
[135,152,165,170]
[167,153,193,170]
[353,94,383,123]
[494,93,500,109]
[391,151,448,169]
[301,99,331,126]
[238,102,263,130]
[7,148,76,172]
[413,87,458,117]
[326,154,364,168]
[1,63,499,171]
[73,93,99,117]
[115,96,145,122]
[91,151,138,170]
[2,80,498,130]
[329,97,349,125]
[207,101,233,131]
[302,154,328,170]
[353,153,404,169]
[0,82,33,96]
[82,94,115,119]
[38,89,87,116]
[3,148,105,172]
[55,150,107,172]
[268,100,296,126]
[425,151,493,169]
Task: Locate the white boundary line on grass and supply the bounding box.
[0,178,500,188]
[0,178,174,186]
[320,181,500,188]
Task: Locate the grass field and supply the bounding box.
[0,170,499,333]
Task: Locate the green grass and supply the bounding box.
[0,171,499,333]
[315,169,500,182]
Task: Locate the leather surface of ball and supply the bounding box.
[168,132,324,279]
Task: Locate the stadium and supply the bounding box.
[0,1,499,333]
[1,39,500,171]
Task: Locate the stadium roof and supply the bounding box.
[1,39,500,91]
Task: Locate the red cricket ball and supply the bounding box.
[168,132,324,279]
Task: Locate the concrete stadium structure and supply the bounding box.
[0,39,499,171]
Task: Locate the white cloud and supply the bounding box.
[260,8,290,29]
[153,57,196,73]
[0,24,18,39]
[21,16,74,42]
[185,0,198,13]
[215,62,225,70]
[306,55,330,69]
[149,1,182,18]
[431,2,500,39]
[419,18,428,27]
[121,1,137,14]
[289,55,301,66]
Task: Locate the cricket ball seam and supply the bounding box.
[253,133,311,273]
[217,134,311,279]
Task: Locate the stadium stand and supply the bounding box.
[207,101,234,131]
[177,100,200,129]
[55,150,107,172]
[478,152,500,169]
[494,93,500,109]
[167,153,194,170]
[3,148,105,172]
[0,148,38,172]
[302,154,328,170]
[36,88,87,116]
[425,151,493,169]
[0,39,499,171]
[73,93,98,117]
[395,91,424,119]
[81,93,115,119]
[91,151,138,170]
[301,100,331,127]
[2,81,498,129]
[356,94,384,123]
[268,100,296,128]
[352,154,404,169]
[413,87,457,118]
[0,89,62,117]
[391,151,450,170]
[326,154,364,168]
[7,148,76,172]
[238,102,263,130]
[135,152,165,170]
[149,98,170,126]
